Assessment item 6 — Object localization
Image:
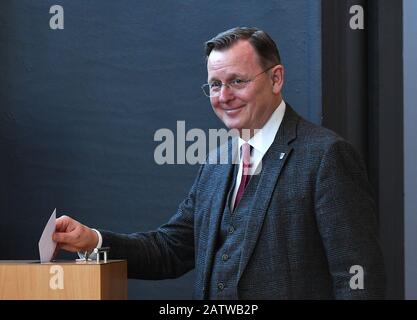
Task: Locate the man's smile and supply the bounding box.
[221,105,245,114]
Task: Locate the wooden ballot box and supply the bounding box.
[0,260,127,300]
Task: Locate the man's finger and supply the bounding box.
[55,215,71,231]
[53,231,74,244]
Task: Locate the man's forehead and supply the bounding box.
[207,41,260,75]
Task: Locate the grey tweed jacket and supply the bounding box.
[101,104,386,299]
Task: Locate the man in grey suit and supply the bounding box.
[53,27,385,299]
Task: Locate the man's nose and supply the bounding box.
[218,84,234,102]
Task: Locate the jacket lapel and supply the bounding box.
[237,104,299,282]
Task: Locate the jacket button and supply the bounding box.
[217,282,225,290]
[222,253,229,261]
[228,226,235,234]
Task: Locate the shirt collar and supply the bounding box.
[238,99,286,157]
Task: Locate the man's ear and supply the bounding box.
[271,65,284,94]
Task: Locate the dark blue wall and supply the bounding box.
[0,0,321,299]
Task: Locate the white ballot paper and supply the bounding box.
[38,208,57,263]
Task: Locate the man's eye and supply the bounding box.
[210,82,222,89]
[230,79,245,87]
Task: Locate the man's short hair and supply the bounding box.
[204,27,281,69]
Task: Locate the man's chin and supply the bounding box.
[224,122,253,138]
[223,121,243,131]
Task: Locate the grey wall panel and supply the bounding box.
[404,0,417,300]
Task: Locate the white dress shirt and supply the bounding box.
[230,100,286,211]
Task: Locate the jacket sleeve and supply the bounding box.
[99,165,204,280]
[314,139,386,299]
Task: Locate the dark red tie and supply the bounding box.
[233,143,251,210]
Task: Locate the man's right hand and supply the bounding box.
[53,215,99,253]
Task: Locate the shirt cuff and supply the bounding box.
[77,228,102,260]
[91,228,103,249]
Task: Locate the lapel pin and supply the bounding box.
[279,152,285,160]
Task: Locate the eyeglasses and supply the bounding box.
[201,65,276,98]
